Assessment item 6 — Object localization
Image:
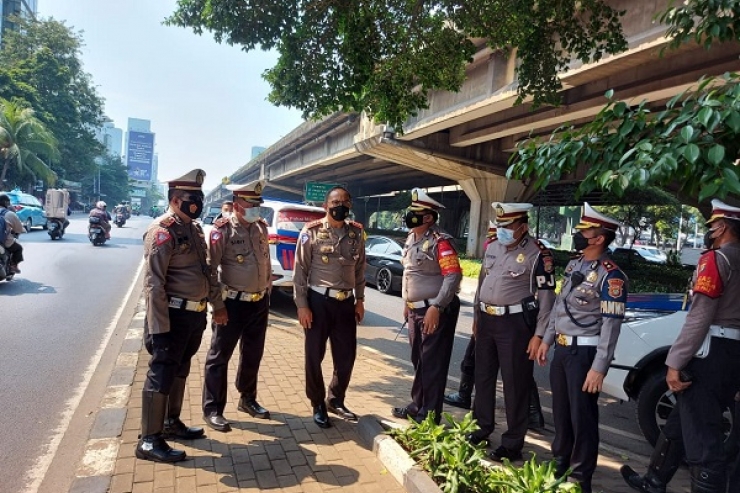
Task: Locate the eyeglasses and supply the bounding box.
[329,200,352,207]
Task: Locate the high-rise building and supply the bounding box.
[95,119,123,158]
[124,118,155,182]
[0,0,37,46]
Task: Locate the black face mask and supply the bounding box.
[572,232,591,251]
[703,228,718,249]
[329,205,350,221]
[404,211,426,229]
[180,198,203,220]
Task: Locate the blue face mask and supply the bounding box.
[497,226,516,246]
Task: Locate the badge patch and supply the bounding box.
[693,250,723,298]
[516,253,525,263]
[607,278,624,298]
[155,231,171,246]
[587,270,598,283]
[321,255,329,264]
[437,239,462,275]
[300,233,309,244]
[543,256,554,273]
[210,231,222,244]
[422,240,430,252]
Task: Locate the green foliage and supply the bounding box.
[659,0,740,52]
[389,412,579,493]
[168,0,627,130]
[459,258,482,279]
[508,72,740,202]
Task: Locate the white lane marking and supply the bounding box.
[23,259,144,493]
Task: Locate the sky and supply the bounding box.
[42,1,305,191]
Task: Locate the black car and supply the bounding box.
[365,235,405,294]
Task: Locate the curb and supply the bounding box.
[357,415,442,493]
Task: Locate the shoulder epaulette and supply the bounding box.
[570,252,583,260]
[535,239,553,254]
[259,218,268,226]
[214,217,230,229]
[348,220,363,229]
[159,216,176,228]
[602,259,618,272]
[306,219,323,229]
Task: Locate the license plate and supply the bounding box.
[90,228,101,233]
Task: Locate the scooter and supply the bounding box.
[0,237,17,281]
[115,212,126,228]
[88,217,107,246]
[47,218,66,240]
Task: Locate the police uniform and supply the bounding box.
[293,200,365,427]
[138,169,220,463]
[666,199,740,492]
[471,202,556,460]
[392,189,463,424]
[542,203,626,492]
[203,181,272,432]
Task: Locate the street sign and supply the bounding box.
[304,181,341,203]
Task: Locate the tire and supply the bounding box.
[25,218,33,233]
[42,221,48,230]
[376,267,393,294]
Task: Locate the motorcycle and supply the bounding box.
[47,218,66,240]
[88,216,107,246]
[0,234,18,281]
[115,212,126,228]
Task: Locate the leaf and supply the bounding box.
[707,145,725,166]
[723,168,740,194]
[684,143,700,163]
[699,182,720,202]
[697,107,713,128]
[605,89,614,99]
[680,125,694,144]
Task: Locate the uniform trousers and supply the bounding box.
[407,296,460,422]
[550,343,599,488]
[144,308,207,394]
[305,290,357,406]
[678,337,740,474]
[202,296,269,415]
[460,335,476,379]
[473,311,532,450]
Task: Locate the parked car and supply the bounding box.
[635,246,667,263]
[365,235,405,294]
[610,247,661,264]
[1,189,47,231]
[602,310,733,447]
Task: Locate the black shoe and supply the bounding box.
[443,391,472,409]
[489,445,523,462]
[326,398,358,421]
[391,406,417,419]
[313,403,331,428]
[620,465,667,493]
[553,456,570,478]
[203,413,231,433]
[528,409,545,430]
[466,433,489,447]
[238,397,271,419]
[135,434,186,463]
[162,418,205,440]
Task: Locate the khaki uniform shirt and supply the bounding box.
[666,243,740,370]
[543,253,628,374]
[143,212,220,334]
[401,224,462,308]
[293,218,366,309]
[474,234,556,335]
[207,216,272,312]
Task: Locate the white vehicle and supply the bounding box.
[635,246,667,263]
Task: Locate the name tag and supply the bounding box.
[169,297,182,309]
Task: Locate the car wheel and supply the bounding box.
[42,221,48,230]
[376,267,393,294]
[25,218,33,233]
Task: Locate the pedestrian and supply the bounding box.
[216,200,233,220]
[0,193,24,273]
[202,181,272,432]
[663,199,740,492]
[390,188,463,424]
[136,169,222,463]
[293,186,366,428]
[535,202,627,493]
[469,202,556,462]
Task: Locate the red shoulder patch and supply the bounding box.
[349,220,363,229]
[437,238,462,276]
[210,230,223,245]
[602,259,618,272]
[693,250,723,298]
[306,219,323,229]
[154,229,172,246]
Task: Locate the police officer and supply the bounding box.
[294,186,366,428]
[536,203,626,493]
[470,202,556,462]
[136,169,222,463]
[664,199,740,493]
[203,180,272,432]
[390,189,462,424]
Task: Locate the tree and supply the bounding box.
[0,98,60,188]
[508,2,740,203]
[0,16,105,185]
[167,0,627,130]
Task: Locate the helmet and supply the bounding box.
[96,201,107,208]
[0,194,9,207]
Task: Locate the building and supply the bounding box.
[124,118,157,210]
[0,0,37,46]
[251,146,266,159]
[95,119,123,158]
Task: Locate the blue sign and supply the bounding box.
[126,131,155,181]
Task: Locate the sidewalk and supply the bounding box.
[67,293,690,493]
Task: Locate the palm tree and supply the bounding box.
[0,98,59,188]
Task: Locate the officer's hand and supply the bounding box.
[472,320,478,337]
[355,300,365,323]
[535,343,550,366]
[527,336,542,360]
[403,304,410,320]
[213,307,228,325]
[582,369,605,393]
[423,306,440,335]
[298,307,313,329]
[666,367,691,393]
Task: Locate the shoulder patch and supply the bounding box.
[693,249,724,298]
[154,229,172,246]
[437,238,462,276]
[159,216,176,228]
[210,230,223,245]
[306,219,323,229]
[602,259,618,272]
[349,220,363,229]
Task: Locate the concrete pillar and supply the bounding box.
[458,176,525,257]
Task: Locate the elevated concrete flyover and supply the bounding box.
[210,0,740,256]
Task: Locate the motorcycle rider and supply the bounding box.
[89,201,112,239]
[0,193,24,273]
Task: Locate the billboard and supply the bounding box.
[126,131,155,181]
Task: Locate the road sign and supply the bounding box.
[304,181,341,203]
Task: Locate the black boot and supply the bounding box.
[444,373,474,409]
[528,385,545,430]
[690,467,726,493]
[620,432,683,493]
[163,377,205,440]
[136,390,186,463]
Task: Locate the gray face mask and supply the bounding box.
[243,208,260,223]
[497,224,522,246]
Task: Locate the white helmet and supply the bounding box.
[96,201,107,208]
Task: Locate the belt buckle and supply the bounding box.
[557,334,568,346]
[250,292,263,302]
[169,297,183,309]
[196,301,206,312]
[485,305,504,316]
[335,291,348,301]
[406,302,414,309]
